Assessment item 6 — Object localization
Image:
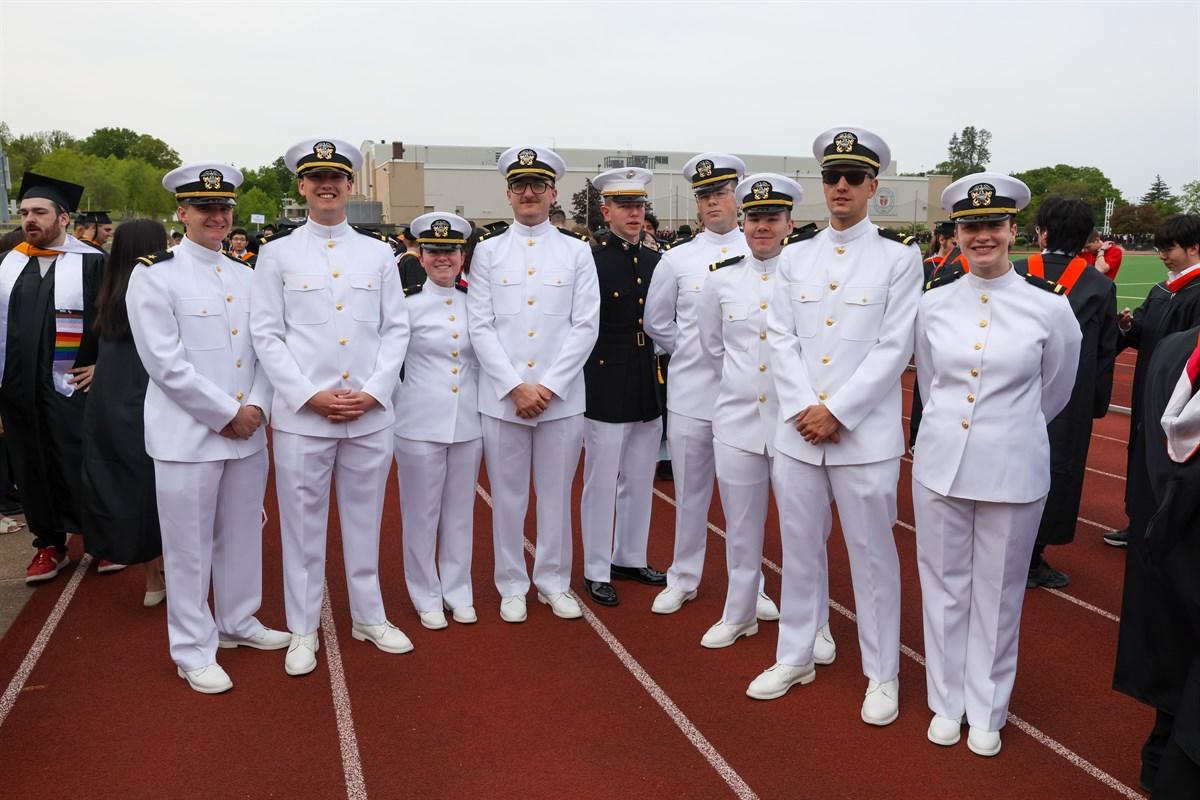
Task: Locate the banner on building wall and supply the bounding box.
[871,187,898,217]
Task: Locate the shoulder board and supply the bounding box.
[559,227,589,242]
[662,234,693,251]
[455,279,468,293]
[782,227,820,246]
[476,222,509,243]
[351,225,388,242]
[878,228,917,246]
[257,227,293,247]
[403,284,423,297]
[222,250,250,265]
[709,255,746,272]
[136,250,174,268]
[1026,273,1065,294]
[924,268,965,292]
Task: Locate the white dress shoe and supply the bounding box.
[861,678,899,726]
[927,714,963,746]
[177,663,233,694]
[219,627,291,650]
[813,622,836,665]
[967,726,1002,757]
[700,620,758,649]
[651,586,697,615]
[755,591,780,621]
[419,610,448,630]
[143,589,166,608]
[499,595,527,623]
[448,606,477,624]
[746,662,815,700]
[351,621,414,654]
[537,592,583,619]
[285,632,319,676]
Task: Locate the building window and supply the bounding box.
[604,156,626,168]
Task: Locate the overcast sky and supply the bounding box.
[2,1,1197,199]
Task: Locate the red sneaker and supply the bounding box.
[26,547,70,584]
[97,560,127,574]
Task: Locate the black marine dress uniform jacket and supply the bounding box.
[1014,254,1118,546]
[583,235,661,423]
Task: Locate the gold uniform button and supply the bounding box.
[598,359,606,365]
[326,241,336,249]
[757,394,767,403]
[451,385,459,393]
[638,298,644,305]
[967,394,976,403]
[235,360,242,368]
[759,331,767,340]
[979,320,988,328]
[527,298,535,305]
[980,294,989,303]
[332,272,340,278]
[201,308,208,315]
[861,297,868,303]
[638,318,643,325]
[527,239,535,246]
[636,277,643,285]
[449,314,456,321]
[761,274,769,281]
[302,283,309,289]
[215,266,222,273]
[528,268,535,276]
[836,246,845,255]
[231,327,238,335]
[613,291,620,298]
[720,247,728,253]
[973,342,982,351]
[339,338,348,345]
[341,371,349,380]
[826,318,835,327]
[451,332,459,339]
[693,284,700,290]
[758,364,767,372]
[829,282,839,290]
[367,282,373,288]
[445,298,453,305]
[527,360,535,368]
[451,367,459,375]
[451,350,459,357]
[501,278,509,284]
[818,391,828,401]
[226,295,233,303]
[336,303,344,311]
[961,420,970,429]
[821,355,831,364]
[759,302,768,310]
[970,368,979,377]
[527,330,535,337]
[235,391,244,400]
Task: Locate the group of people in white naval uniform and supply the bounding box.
[124,129,1084,760]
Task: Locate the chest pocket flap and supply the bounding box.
[841,284,888,341]
[178,297,226,351]
[284,273,329,325]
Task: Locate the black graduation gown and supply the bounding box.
[1119,276,1200,533]
[1114,326,1200,712]
[80,334,162,564]
[0,253,103,548]
[583,235,661,424]
[398,253,426,292]
[1014,255,1118,545]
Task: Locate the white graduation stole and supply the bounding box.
[0,247,87,397]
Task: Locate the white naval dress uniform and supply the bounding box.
[251,219,410,635]
[644,227,750,593]
[767,216,921,676]
[126,237,274,672]
[913,267,1080,731]
[392,281,481,614]
[466,220,599,597]
[697,253,783,626]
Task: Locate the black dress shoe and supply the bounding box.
[655,460,673,481]
[610,564,667,586]
[1103,527,1129,547]
[584,579,619,606]
[1026,560,1070,589]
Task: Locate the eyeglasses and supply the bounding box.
[508,180,550,195]
[821,170,871,186]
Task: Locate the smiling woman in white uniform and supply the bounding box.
[393,212,481,629]
[913,173,1081,757]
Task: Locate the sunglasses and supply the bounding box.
[821,170,871,187]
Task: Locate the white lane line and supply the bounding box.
[651,492,1143,800]
[1078,517,1117,532]
[1091,432,1128,445]
[0,554,91,730]
[477,485,759,800]
[321,581,368,800]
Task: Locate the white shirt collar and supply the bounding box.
[826,215,874,245]
[1168,261,1200,283]
[304,218,350,239]
[509,218,554,238]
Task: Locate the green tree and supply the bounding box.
[1011,164,1125,229]
[933,126,992,179]
[33,149,126,212]
[119,158,176,219]
[1,128,79,195]
[1141,175,1173,204]
[571,179,602,230]
[1180,180,1200,214]
[236,187,279,227]
[79,127,142,159]
[241,156,294,205]
[127,134,181,170]
[1110,204,1161,237]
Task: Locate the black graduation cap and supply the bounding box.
[19,172,85,213]
[935,220,956,237]
[76,210,112,225]
[483,221,509,232]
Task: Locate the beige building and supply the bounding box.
[357,140,951,232]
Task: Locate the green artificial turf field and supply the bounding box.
[1108,253,1165,309]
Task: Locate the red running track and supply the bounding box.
[0,366,1151,799]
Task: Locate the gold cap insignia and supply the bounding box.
[752,180,772,200]
[431,219,450,238]
[696,159,714,178]
[969,183,995,207]
[517,148,537,166]
[834,131,857,153]
[314,141,335,160]
[200,169,224,190]
[625,170,636,179]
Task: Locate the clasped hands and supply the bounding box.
[509,382,553,419]
[306,389,379,424]
[794,403,841,445]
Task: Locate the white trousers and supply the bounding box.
[913,480,1046,731]
[713,440,774,626]
[154,449,268,672]
[394,435,482,613]
[773,454,900,680]
[481,414,584,597]
[274,428,392,634]
[664,411,717,592]
[580,418,662,582]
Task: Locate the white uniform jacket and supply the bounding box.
[251,219,409,438]
[696,253,779,455]
[466,219,599,425]
[126,236,271,463]
[914,268,1081,502]
[768,217,922,465]
[393,281,481,444]
[644,227,749,421]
